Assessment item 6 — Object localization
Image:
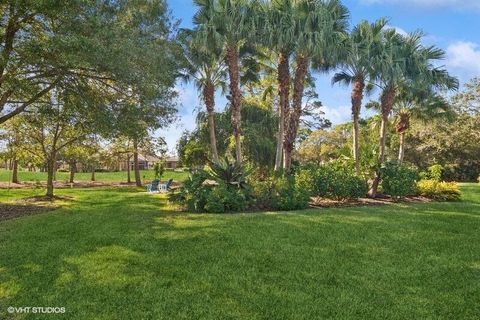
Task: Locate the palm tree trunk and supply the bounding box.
[69,160,76,183]
[275,50,290,171]
[133,139,142,187]
[370,87,396,197]
[398,132,406,163]
[226,45,242,164]
[11,157,18,183]
[351,79,365,176]
[203,81,219,162]
[283,54,309,173]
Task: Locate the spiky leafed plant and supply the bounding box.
[179,29,227,161]
[332,18,386,175]
[207,157,249,188]
[369,30,458,196]
[283,0,349,172]
[193,0,254,165]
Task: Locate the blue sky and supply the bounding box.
[159,0,480,153]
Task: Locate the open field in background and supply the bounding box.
[0,169,190,184]
[0,184,479,319]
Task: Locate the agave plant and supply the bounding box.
[206,157,249,188]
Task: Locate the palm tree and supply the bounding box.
[283,0,349,172]
[370,30,458,196]
[257,0,297,171]
[394,82,457,163]
[193,0,252,165]
[332,18,386,175]
[180,30,227,162]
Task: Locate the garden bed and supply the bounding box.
[310,195,432,208]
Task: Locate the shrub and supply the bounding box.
[168,171,211,212]
[417,179,461,201]
[153,161,165,179]
[296,164,368,200]
[420,164,443,181]
[381,162,418,197]
[168,158,250,213]
[271,176,310,211]
[251,175,310,211]
[204,183,248,213]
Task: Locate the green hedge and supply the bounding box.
[296,164,367,200]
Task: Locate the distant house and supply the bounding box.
[118,154,160,171]
[120,154,179,171]
[165,156,179,169]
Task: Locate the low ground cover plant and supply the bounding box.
[417,179,461,201]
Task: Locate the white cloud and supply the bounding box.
[360,0,480,10]
[385,25,408,36]
[446,41,480,84]
[322,105,352,125]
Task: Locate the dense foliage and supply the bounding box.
[168,158,251,213]
[296,163,368,200]
[417,180,461,201]
[380,162,418,197]
[251,175,311,211]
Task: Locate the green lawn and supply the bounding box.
[0,169,189,184]
[0,184,479,319]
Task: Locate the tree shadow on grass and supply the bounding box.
[0,203,59,221]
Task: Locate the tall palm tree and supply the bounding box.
[180,30,227,161]
[257,0,297,171]
[394,81,457,163]
[332,18,386,175]
[283,0,349,172]
[370,30,458,196]
[193,0,252,165]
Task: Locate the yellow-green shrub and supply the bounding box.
[417,180,461,201]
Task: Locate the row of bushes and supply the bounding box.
[381,162,462,200]
[295,165,368,200]
[169,159,462,213]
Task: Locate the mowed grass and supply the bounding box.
[0,169,189,183]
[0,184,479,319]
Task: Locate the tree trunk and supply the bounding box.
[398,132,406,163]
[53,160,57,181]
[226,45,242,165]
[126,155,131,183]
[133,139,142,186]
[91,165,95,182]
[275,50,290,171]
[11,158,18,183]
[46,157,55,198]
[370,87,396,197]
[351,79,365,176]
[283,54,309,173]
[204,80,219,162]
[69,160,76,183]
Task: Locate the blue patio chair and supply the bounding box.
[146,179,160,192]
[159,178,173,192]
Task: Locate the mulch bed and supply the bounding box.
[0,203,59,221]
[0,181,183,189]
[0,195,74,221]
[310,195,432,208]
